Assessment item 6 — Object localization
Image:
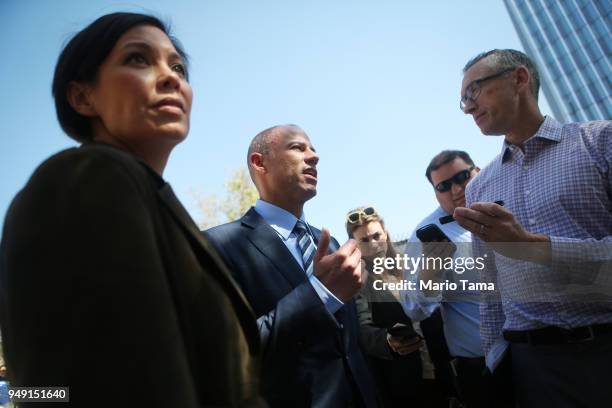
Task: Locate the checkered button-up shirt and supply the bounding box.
[465,116,612,369]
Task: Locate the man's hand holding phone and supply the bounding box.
[415,224,456,289]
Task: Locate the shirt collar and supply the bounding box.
[500,116,563,162]
[254,199,306,240]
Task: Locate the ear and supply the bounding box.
[66,81,97,117]
[474,166,481,174]
[249,152,266,175]
[514,66,531,95]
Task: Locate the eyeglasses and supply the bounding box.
[346,206,377,224]
[459,68,515,112]
[434,167,475,192]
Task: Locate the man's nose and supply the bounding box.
[451,182,464,195]
[462,98,477,114]
[306,149,319,164]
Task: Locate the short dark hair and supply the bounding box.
[425,150,475,184]
[463,49,540,100]
[246,124,302,183]
[52,12,189,142]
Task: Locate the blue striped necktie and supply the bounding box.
[294,220,315,276]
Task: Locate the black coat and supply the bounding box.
[0,143,266,407]
[356,272,423,408]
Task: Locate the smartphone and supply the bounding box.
[387,324,419,338]
[416,224,455,244]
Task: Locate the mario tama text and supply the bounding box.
[372,278,495,292]
[372,254,487,275]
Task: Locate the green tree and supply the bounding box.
[194,168,258,229]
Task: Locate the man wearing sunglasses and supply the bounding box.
[204,124,379,408]
[402,150,513,408]
[454,49,612,408]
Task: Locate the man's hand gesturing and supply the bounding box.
[314,228,364,301]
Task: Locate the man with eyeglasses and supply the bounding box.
[454,48,612,407]
[402,150,512,408]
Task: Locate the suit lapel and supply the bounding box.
[242,208,309,288]
[244,209,350,339]
[156,184,260,350]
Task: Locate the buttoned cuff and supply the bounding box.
[309,275,344,314]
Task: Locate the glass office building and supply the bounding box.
[504,0,611,123]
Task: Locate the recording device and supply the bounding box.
[415,224,457,255]
[387,324,420,339]
[415,224,457,252]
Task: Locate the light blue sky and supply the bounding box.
[0,0,553,241]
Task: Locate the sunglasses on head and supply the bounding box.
[346,206,377,224]
[434,166,475,192]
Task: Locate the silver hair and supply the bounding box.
[463,49,540,100]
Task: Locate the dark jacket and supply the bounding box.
[0,144,266,407]
[205,208,379,408]
[356,272,423,408]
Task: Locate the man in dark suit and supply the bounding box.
[205,125,379,408]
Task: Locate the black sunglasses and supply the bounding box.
[434,167,475,192]
[346,206,377,224]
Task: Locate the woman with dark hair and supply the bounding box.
[346,206,425,407]
[0,13,264,408]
